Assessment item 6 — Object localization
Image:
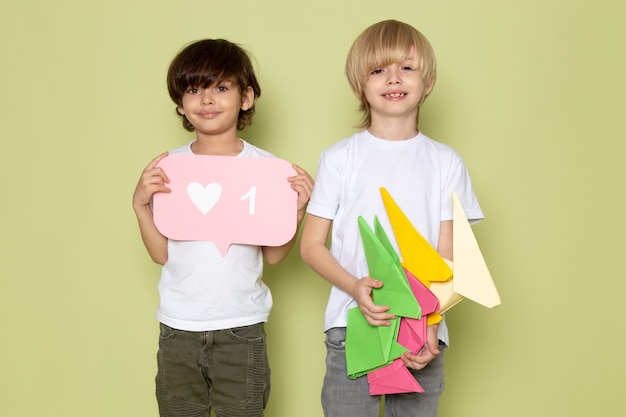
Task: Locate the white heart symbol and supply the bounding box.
[187,182,222,215]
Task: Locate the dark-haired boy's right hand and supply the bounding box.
[132,152,171,265]
[132,152,171,208]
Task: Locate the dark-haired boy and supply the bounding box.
[133,39,313,417]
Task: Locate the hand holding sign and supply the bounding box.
[152,154,298,256]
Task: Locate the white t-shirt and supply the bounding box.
[156,140,276,332]
[307,130,484,345]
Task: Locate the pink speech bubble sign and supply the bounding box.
[152,154,297,256]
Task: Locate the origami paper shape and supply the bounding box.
[346,308,407,378]
[374,216,401,267]
[347,234,444,386]
[397,316,426,355]
[403,268,440,316]
[428,272,463,313]
[346,217,423,379]
[357,216,421,319]
[352,188,500,396]
[367,358,424,395]
[429,192,501,312]
[380,188,453,286]
[396,268,441,354]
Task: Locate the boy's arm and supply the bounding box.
[401,219,452,370]
[262,165,313,264]
[437,220,453,261]
[132,152,170,265]
[300,214,395,326]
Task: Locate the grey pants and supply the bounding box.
[321,327,445,417]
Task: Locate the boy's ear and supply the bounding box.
[176,106,185,116]
[241,86,255,111]
[419,80,435,105]
[424,80,435,97]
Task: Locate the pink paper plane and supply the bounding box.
[369,267,441,393]
[367,358,424,395]
[397,267,441,355]
[404,268,440,316]
[398,316,426,355]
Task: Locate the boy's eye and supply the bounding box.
[370,68,384,75]
[186,87,199,94]
[216,85,229,92]
[402,66,415,71]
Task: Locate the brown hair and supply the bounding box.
[167,39,261,131]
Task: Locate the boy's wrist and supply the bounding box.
[132,201,152,214]
[296,208,307,223]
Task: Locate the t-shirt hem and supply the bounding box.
[157,313,269,332]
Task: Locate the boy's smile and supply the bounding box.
[382,90,409,100]
[198,110,221,119]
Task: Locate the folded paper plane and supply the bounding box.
[346,308,406,378]
[357,216,421,319]
[367,358,424,395]
[347,188,500,396]
[380,188,453,286]
[346,217,421,379]
[403,268,440,317]
[429,192,501,312]
[397,316,426,355]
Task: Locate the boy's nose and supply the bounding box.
[201,90,214,105]
[386,69,401,84]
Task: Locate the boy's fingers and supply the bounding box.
[147,152,169,169]
[291,163,305,174]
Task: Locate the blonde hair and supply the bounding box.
[345,20,437,128]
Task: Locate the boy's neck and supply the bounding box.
[190,134,244,156]
[367,116,419,141]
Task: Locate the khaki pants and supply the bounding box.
[156,322,271,417]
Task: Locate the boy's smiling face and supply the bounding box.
[177,79,254,138]
[363,48,432,126]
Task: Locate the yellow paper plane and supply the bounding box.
[380,188,453,286]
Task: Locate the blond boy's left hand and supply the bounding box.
[288,164,314,219]
[400,324,441,370]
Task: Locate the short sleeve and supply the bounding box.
[440,152,484,224]
[306,151,343,220]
